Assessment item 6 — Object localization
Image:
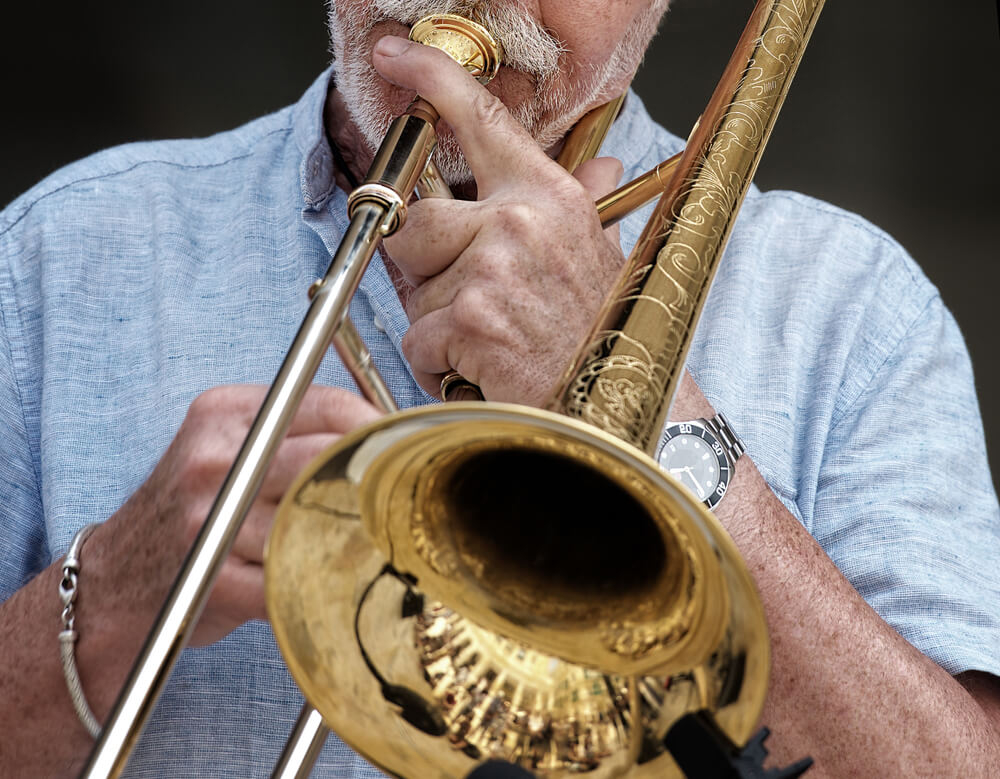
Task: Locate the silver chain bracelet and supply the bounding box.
[59,522,102,738]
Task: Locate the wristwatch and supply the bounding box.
[656,413,745,510]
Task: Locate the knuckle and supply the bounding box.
[173,444,226,491]
[401,325,434,368]
[460,246,500,283]
[451,287,488,331]
[494,201,537,236]
[557,177,595,216]
[187,385,256,424]
[471,89,508,131]
[186,387,222,422]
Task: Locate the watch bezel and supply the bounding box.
[657,421,732,509]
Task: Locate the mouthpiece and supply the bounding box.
[408,14,503,84]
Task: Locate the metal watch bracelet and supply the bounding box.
[701,413,746,466]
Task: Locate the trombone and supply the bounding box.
[81,1,825,776]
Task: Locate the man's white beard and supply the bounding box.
[327,1,666,185]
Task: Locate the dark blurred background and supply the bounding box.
[2,1,998,493]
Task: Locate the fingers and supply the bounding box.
[573,156,625,199]
[383,198,479,283]
[386,158,626,292]
[401,306,458,389]
[372,36,559,195]
[176,386,381,563]
[289,384,383,435]
[158,384,384,646]
[259,433,342,501]
[213,561,267,622]
[229,431,361,563]
[573,156,624,247]
[402,290,509,398]
[191,561,267,646]
[184,384,381,439]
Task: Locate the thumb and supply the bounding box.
[572,156,624,246]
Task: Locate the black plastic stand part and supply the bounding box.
[664,711,813,779]
[465,760,537,778]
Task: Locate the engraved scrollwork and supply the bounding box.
[560,0,815,452]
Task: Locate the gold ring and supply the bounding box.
[439,371,484,402]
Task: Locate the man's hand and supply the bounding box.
[0,384,380,769]
[98,384,381,647]
[373,35,625,407]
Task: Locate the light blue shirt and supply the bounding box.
[2,69,998,777]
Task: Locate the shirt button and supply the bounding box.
[373,314,386,333]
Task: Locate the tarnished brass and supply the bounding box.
[268,4,825,777]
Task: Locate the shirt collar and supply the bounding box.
[293,67,339,211]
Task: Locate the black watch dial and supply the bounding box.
[656,422,732,509]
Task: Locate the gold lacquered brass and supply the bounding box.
[554,0,825,452]
[267,404,768,777]
[409,14,502,84]
[267,1,826,776]
[595,153,681,228]
[556,95,627,174]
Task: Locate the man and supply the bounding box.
[1,1,998,776]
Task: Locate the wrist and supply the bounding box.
[667,370,717,423]
[70,512,172,722]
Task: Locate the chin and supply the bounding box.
[333,21,603,187]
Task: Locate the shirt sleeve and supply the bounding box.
[811,293,1000,676]
[0,247,47,601]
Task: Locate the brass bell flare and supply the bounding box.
[266,403,769,777]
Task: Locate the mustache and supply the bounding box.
[369,0,565,81]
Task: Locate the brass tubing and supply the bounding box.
[270,705,330,779]
[553,0,826,455]
[415,159,454,200]
[333,320,399,414]
[595,152,682,228]
[556,94,626,174]
[80,201,390,779]
[267,3,824,777]
[362,112,437,196]
[81,15,502,776]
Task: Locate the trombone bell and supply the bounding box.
[266,403,769,776]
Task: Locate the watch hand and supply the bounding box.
[684,467,706,499]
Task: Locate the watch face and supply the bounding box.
[656,422,731,509]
